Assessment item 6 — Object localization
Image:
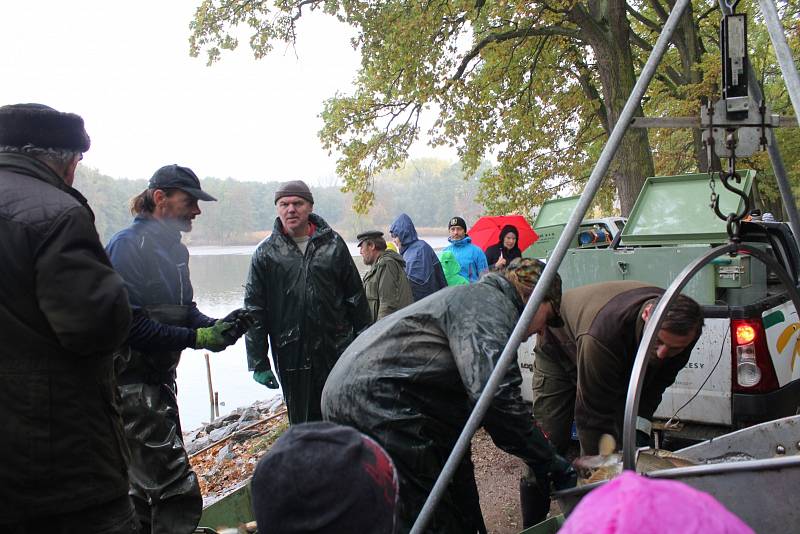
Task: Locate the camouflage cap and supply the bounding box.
[505,258,564,328]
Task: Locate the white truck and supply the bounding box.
[519,172,800,442]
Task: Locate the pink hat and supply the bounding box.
[560,472,753,534]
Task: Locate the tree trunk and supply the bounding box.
[571,2,655,215]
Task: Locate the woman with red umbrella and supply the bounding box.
[485,224,522,269]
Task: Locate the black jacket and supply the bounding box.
[485,242,522,268]
[0,153,132,519]
[244,214,371,393]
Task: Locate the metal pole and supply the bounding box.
[757,0,800,126]
[718,1,800,266]
[205,353,215,422]
[409,0,692,531]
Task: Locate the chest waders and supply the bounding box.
[116,304,202,534]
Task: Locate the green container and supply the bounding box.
[621,171,754,246]
[519,514,565,534]
[527,196,581,259]
[558,245,717,304]
[199,480,255,532]
[713,255,752,289]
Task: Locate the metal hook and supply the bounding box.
[724,0,741,13]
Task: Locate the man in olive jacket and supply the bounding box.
[357,230,414,323]
[0,104,136,532]
[533,280,703,455]
[245,180,371,424]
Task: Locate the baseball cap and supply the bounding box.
[148,164,216,201]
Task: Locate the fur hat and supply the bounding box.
[274,180,314,205]
[0,103,90,152]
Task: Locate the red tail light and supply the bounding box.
[731,318,780,393]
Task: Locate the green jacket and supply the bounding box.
[363,249,414,323]
[440,250,468,286]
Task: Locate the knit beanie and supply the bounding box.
[0,103,90,152]
[448,216,467,231]
[274,180,314,204]
[251,422,399,533]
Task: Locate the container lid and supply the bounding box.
[532,195,580,228]
[621,171,755,246]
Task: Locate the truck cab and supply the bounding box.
[526,195,626,260]
[518,172,800,441]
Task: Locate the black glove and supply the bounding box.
[220,308,256,342]
[548,453,577,491]
[530,453,577,493]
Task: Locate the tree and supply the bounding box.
[189,1,799,217]
[188,1,662,215]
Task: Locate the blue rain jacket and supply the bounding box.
[443,236,488,282]
[106,216,215,352]
[389,213,447,301]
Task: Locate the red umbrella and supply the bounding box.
[467,215,539,252]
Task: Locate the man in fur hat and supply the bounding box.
[0,103,137,532]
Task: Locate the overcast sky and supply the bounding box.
[0,1,452,185]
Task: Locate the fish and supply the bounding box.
[574,434,695,485]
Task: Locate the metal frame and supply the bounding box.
[411,1,800,530]
[622,242,800,469]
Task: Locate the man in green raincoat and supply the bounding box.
[358,230,414,323]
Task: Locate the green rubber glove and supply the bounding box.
[253,369,279,389]
[194,321,234,352]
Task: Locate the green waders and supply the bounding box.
[115,304,202,534]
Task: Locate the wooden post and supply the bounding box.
[205,353,215,422]
[214,391,220,418]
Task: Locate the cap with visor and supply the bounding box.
[149,164,217,202]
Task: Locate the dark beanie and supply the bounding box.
[251,422,398,534]
[448,216,467,231]
[0,103,90,152]
[274,180,314,204]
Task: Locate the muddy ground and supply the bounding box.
[472,428,561,534]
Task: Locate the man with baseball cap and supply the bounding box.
[323,258,575,532]
[245,180,370,424]
[357,230,414,323]
[106,164,253,533]
[443,215,488,282]
[0,104,137,532]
